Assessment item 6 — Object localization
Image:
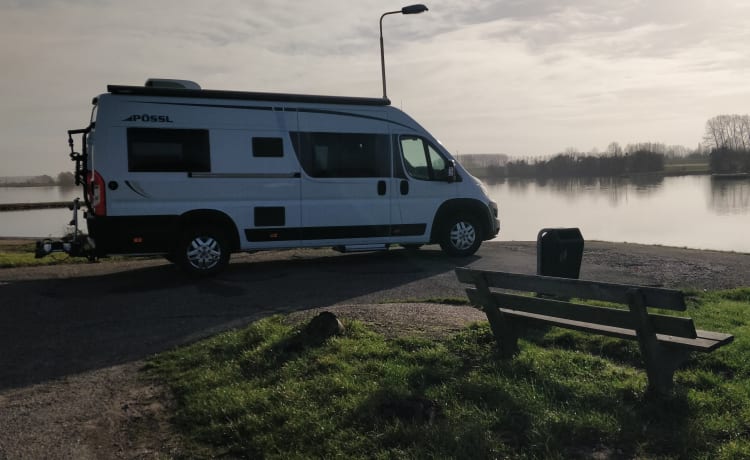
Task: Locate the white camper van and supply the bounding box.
[41,79,500,275]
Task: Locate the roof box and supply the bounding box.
[144,78,201,90]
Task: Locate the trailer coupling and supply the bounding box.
[34,198,95,260]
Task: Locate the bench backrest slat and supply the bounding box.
[465,289,697,338]
[456,268,686,311]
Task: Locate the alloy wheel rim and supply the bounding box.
[186,236,221,270]
[450,221,476,250]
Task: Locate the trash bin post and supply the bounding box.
[536,228,584,279]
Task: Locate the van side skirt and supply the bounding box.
[87,215,427,253]
[246,224,426,242]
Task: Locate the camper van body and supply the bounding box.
[60,81,499,274]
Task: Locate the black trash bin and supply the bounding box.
[536,228,584,278]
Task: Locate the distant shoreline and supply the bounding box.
[0,201,71,211]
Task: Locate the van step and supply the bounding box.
[333,244,389,253]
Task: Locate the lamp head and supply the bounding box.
[401,4,428,14]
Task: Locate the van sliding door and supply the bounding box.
[295,110,392,245]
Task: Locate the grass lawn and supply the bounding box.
[663,162,711,175]
[0,241,87,268]
[147,289,750,459]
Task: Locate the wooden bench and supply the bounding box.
[455,268,734,395]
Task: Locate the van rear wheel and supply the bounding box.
[439,214,482,257]
[177,226,230,276]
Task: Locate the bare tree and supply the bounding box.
[703,114,750,150]
[606,142,622,157]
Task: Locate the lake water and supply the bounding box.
[486,175,750,253]
[0,186,80,239]
[1,176,749,253]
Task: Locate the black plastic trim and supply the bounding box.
[108,85,391,106]
[245,224,426,242]
[87,215,179,254]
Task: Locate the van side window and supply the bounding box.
[127,128,210,172]
[252,137,283,157]
[400,136,449,181]
[291,132,390,178]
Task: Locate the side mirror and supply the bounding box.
[446,160,456,183]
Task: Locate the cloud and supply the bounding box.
[1,0,750,175]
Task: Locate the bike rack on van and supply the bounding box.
[34,125,96,260]
[34,197,95,260]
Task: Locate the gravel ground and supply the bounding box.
[1,240,749,459]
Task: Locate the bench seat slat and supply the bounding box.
[466,289,698,338]
[493,307,732,352]
[652,330,733,351]
[456,268,686,311]
[695,330,735,342]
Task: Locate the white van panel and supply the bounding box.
[67,84,499,274]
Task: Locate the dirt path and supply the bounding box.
[1,241,748,459]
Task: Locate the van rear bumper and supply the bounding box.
[87,214,179,254]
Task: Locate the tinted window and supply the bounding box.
[292,132,390,178]
[400,136,450,181]
[401,137,430,180]
[127,128,210,172]
[253,137,284,157]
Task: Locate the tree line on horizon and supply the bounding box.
[0,171,76,187]
[470,114,750,179]
[703,114,750,174]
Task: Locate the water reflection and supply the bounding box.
[496,175,665,205]
[0,185,78,204]
[484,174,750,251]
[710,177,750,215]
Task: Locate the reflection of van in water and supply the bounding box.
[40,79,500,275]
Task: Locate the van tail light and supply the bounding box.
[87,170,106,216]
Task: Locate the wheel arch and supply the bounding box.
[178,209,240,252]
[430,198,492,244]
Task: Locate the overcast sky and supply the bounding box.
[1,0,749,176]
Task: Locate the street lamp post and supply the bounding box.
[379,4,428,100]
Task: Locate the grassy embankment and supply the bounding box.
[0,240,86,268]
[663,161,711,176]
[147,289,750,459]
[0,239,135,268]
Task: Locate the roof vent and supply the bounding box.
[144,78,201,90]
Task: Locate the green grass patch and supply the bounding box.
[147,289,750,459]
[0,241,146,268]
[0,242,88,268]
[664,162,710,175]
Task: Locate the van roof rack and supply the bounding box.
[107,85,391,106]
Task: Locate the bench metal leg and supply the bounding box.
[627,289,691,395]
[643,348,691,395]
[471,273,521,358]
[483,306,519,358]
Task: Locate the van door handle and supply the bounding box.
[400,180,409,195]
[377,180,386,196]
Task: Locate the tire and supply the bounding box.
[439,214,482,257]
[177,226,230,276]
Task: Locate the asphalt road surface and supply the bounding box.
[1,240,749,391]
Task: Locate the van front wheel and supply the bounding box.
[439,215,482,257]
[177,226,230,276]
